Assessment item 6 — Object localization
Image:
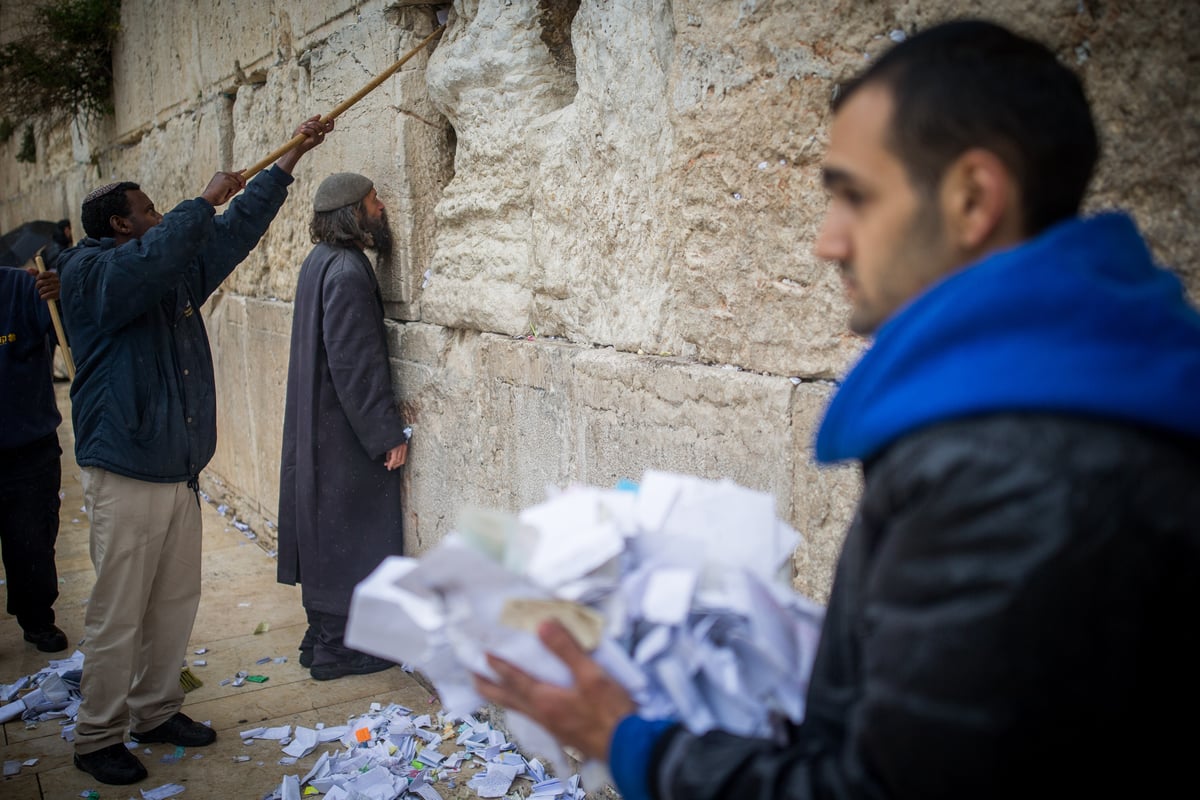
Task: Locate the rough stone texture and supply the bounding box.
[1,0,1196,604]
[205,296,294,540]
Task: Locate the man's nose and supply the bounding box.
[813,212,848,263]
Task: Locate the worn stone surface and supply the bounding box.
[0,391,483,799]
[1,0,1197,603]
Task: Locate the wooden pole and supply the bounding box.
[240,25,445,180]
[33,254,75,381]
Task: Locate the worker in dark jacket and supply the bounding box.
[277,172,409,682]
[473,20,1200,800]
[0,266,68,653]
[58,115,331,786]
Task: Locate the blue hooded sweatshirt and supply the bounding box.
[816,211,1200,464]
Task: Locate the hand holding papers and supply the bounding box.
[345,470,824,787]
[476,618,636,761]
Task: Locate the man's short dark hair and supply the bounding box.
[81,182,140,239]
[310,202,371,248]
[834,19,1099,236]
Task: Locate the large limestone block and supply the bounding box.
[789,382,860,602]
[393,323,844,596]
[423,0,1200,379]
[422,0,580,333]
[0,114,108,228]
[217,7,446,307]
[110,0,367,138]
[205,295,294,540]
[90,99,225,205]
[422,0,872,377]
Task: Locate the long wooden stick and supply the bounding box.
[33,254,75,381]
[241,25,445,180]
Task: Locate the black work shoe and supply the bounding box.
[131,711,216,747]
[299,647,314,669]
[74,743,148,785]
[310,653,394,681]
[23,625,68,653]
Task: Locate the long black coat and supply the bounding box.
[277,243,408,615]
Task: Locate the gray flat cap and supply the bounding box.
[313,172,374,212]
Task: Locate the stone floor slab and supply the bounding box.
[2,382,449,799]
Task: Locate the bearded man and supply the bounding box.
[277,172,410,681]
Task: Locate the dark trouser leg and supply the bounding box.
[0,434,62,632]
[309,610,356,667]
[298,607,319,665]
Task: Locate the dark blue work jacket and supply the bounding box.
[58,166,293,483]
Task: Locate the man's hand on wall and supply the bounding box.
[385,442,407,471]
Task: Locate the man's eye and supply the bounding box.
[841,189,866,207]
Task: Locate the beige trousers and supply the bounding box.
[74,467,202,754]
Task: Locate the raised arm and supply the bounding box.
[193,116,334,300]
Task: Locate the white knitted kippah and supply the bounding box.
[82,182,126,204]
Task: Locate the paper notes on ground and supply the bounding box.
[346,469,824,790]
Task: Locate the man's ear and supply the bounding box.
[939,148,1022,254]
[109,214,133,236]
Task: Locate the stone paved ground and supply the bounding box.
[0,380,492,800]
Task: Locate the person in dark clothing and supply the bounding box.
[38,218,73,271]
[473,20,1200,800]
[0,266,68,653]
[58,115,331,786]
[54,219,72,247]
[277,172,410,682]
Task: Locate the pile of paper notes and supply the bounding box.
[346,470,825,784]
[267,705,584,800]
[0,650,83,727]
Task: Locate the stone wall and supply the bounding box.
[1,0,1196,602]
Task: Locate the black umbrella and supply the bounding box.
[0,219,60,267]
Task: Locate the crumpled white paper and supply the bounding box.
[346,470,825,787]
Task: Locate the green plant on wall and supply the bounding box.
[16,125,36,162]
[0,0,121,154]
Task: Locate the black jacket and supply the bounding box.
[276,243,408,615]
[652,414,1200,799]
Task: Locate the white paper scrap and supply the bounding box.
[243,724,290,741]
[279,774,301,800]
[140,783,186,800]
[282,725,318,758]
[344,469,824,794]
[317,725,348,743]
[416,747,444,764]
[641,567,697,625]
[467,762,520,798]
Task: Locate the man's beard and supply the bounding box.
[362,208,395,269]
